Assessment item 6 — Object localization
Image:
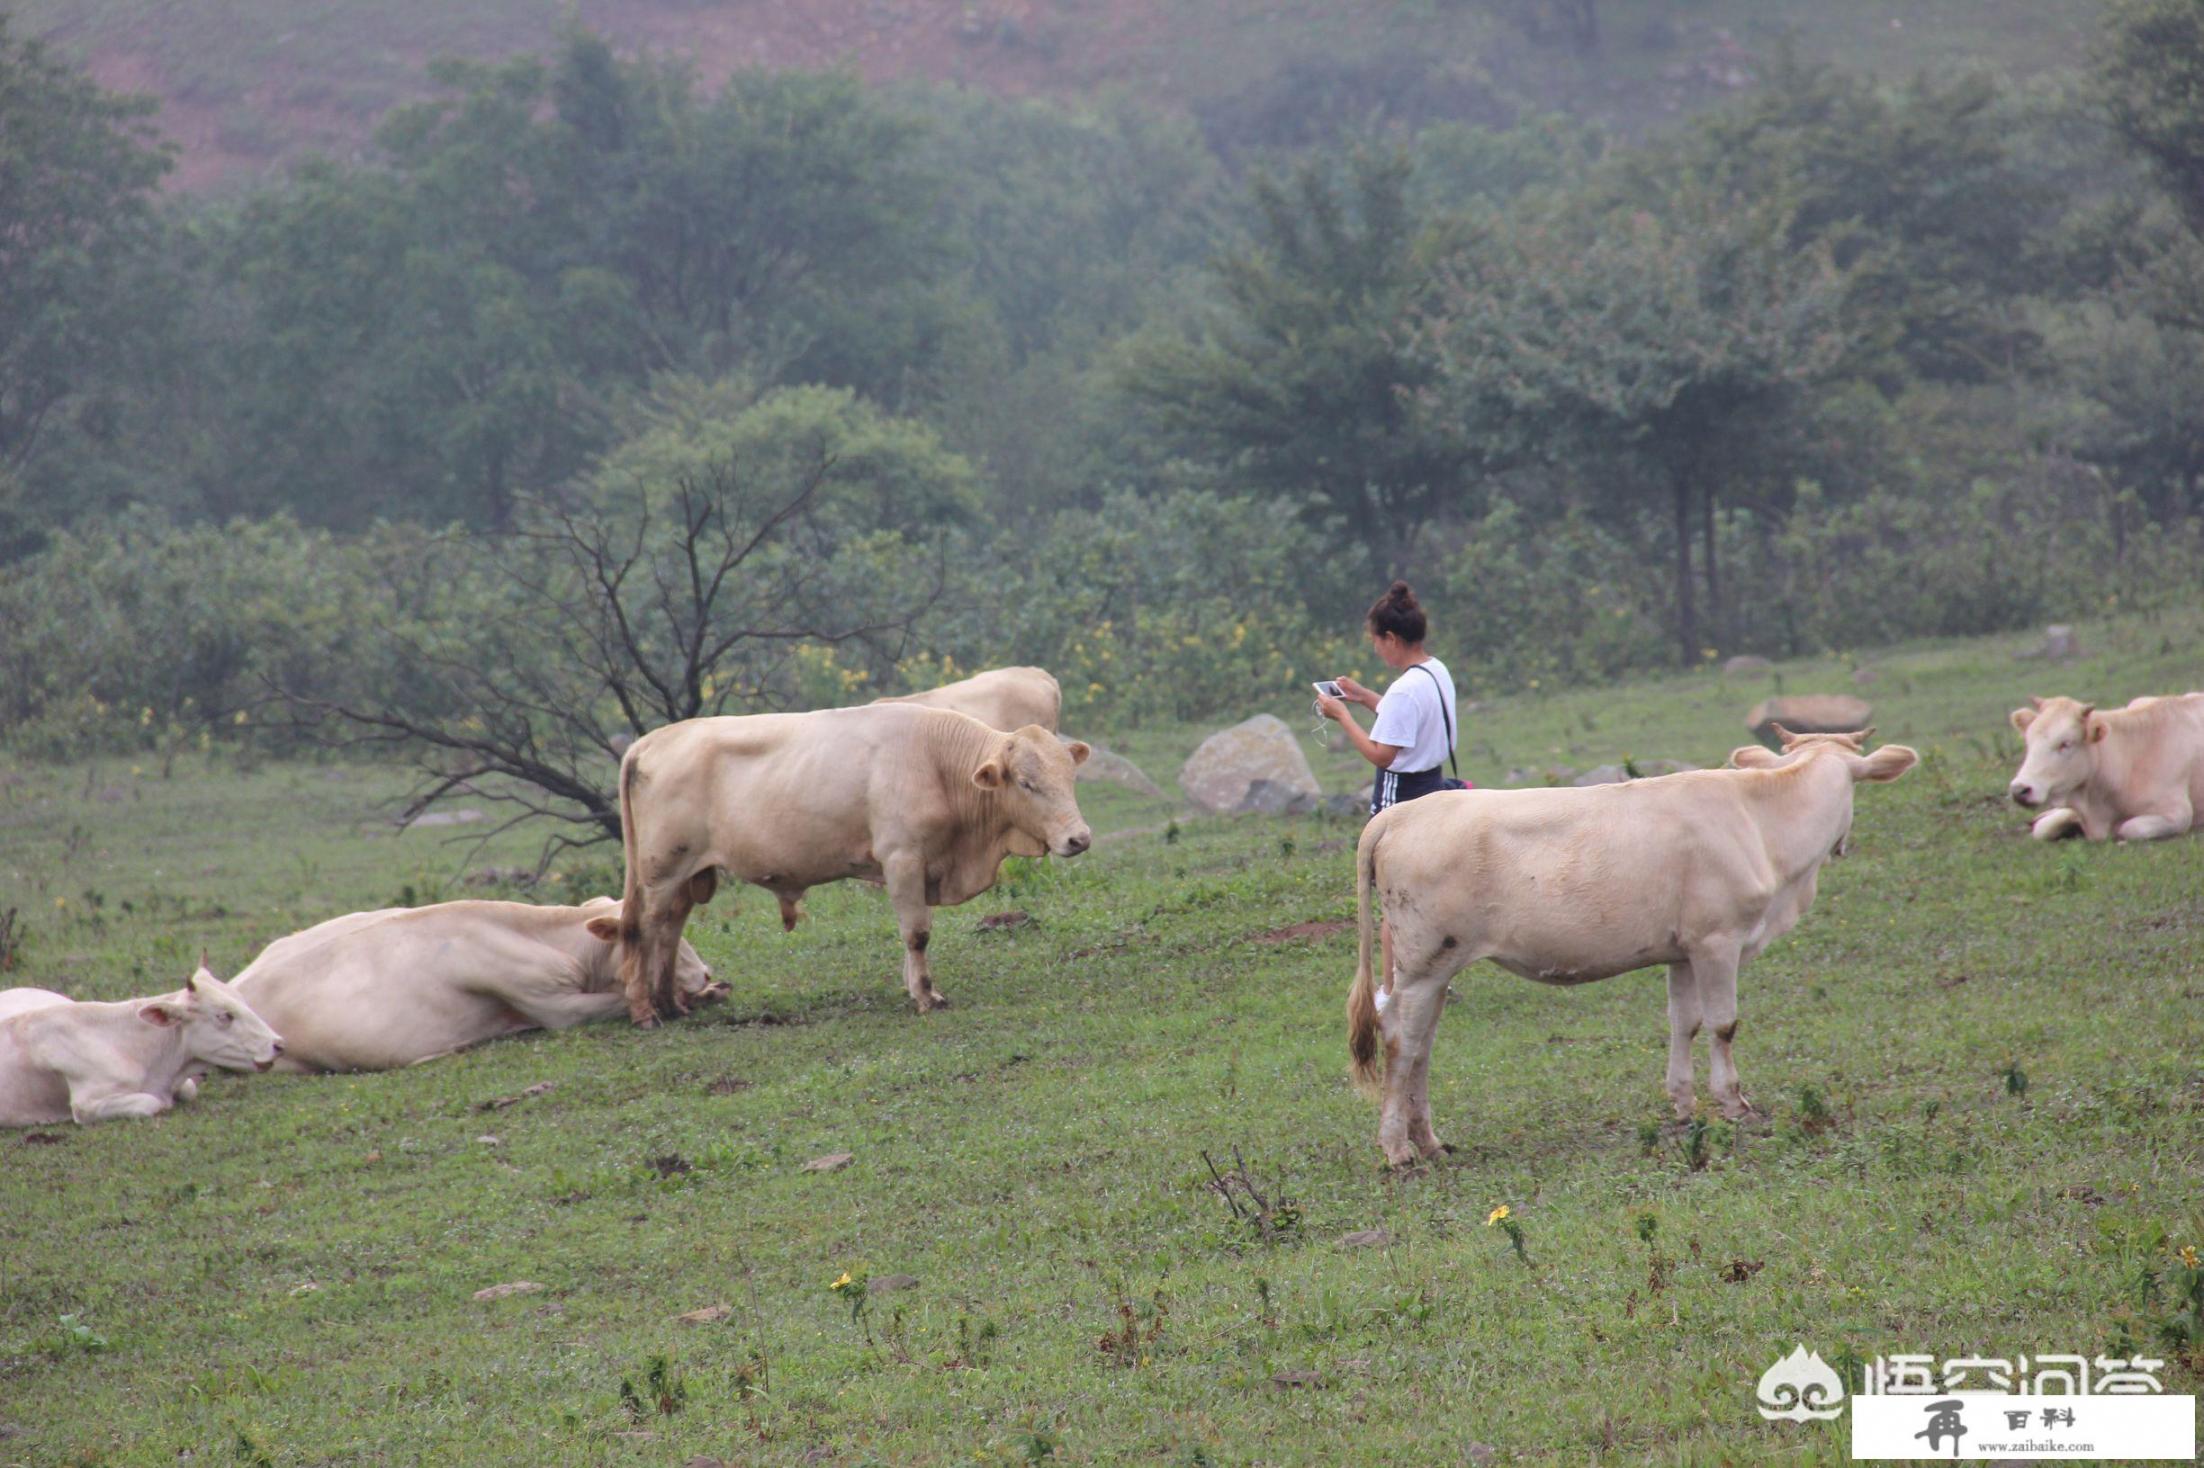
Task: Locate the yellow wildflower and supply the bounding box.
[829,1271,853,1291]
[1486,1204,1511,1227]
[233,710,249,725]
[54,897,67,909]
[2180,1244,2200,1269]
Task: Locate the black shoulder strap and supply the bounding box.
[1411,662,1459,778]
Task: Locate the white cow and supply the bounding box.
[873,666,1062,734]
[0,966,282,1126]
[1345,728,1917,1166]
[2008,693,2204,841]
[232,898,722,1072]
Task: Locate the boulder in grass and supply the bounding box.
[1177,715,1323,814]
[1722,654,1773,676]
[1746,695,1872,747]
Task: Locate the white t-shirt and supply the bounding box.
[1368,657,1458,774]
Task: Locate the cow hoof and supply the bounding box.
[631,1013,661,1030]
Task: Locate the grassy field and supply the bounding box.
[1,611,2200,1465]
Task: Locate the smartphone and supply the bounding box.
[1312,680,1344,700]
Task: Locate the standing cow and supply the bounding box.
[872,666,1062,734]
[1346,728,1916,1166]
[233,898,722,1072]
[2008,693,2204,841]
[613,704,1091,1024]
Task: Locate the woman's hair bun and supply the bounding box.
[1365,580,1427,644]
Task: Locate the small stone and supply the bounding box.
[677,1304,734,1325]
[472,1280,545,1301]
[1338,1227,1390,1248]
[870,1273,920,1294]
[1572,764,1629,787]
[1272,1368,1326,1389]
[1722,654,1772,676]
[475,1134,502,1146]
[802,1151,855,1173]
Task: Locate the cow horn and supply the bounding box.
[1767,720,1797,747]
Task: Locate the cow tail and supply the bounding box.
[1347,813,1385,1096]
[614,743,645,957]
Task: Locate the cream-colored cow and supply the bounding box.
[2008,693,2204,841]
[1346,729,1917,1166]
[611,704,1090,1024]
[232,898,722,1072]
[0,966,282,1125]
[873,666,1062,733]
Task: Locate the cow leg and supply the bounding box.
[2115,810,2189,842]
[70,1089,171,1124]
[619,883,694,1028]
[883,853,946,1013]
[1664,962,1701,1122]
[2030,807,2084,841]
[1693,942,1754,1120]
[1379,965,1449,1166]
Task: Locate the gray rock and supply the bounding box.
[402,808,484,830]
[1851,667,1879,686]
[1572,764,1630,786]
[1722,654,1773,676]
[2018,624,2080,662]
[1504,766,1576,787]
[1635,758,1700,776]
[1746,695,1872,746]
[1177,714,1323,814]
[1066,740,1168,801]
[1321,791,1367,818]
[1242,778,1317,815]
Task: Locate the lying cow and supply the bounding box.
[2008,693,2204,841]
[0,965,282,1126]
[1346,727,1916,1166]
[613,704,1091,1024]
[873,666,1061,733]
[233,898,722,1072]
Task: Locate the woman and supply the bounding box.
[1315,581,1462,1012]
[1315,581,1463,814]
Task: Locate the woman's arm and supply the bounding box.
[1316,694,1402,770]
[1335,675,1383,711]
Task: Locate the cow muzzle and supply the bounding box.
[1055,829,1092,858]
[2009,782,2041,809]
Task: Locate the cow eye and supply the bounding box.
[216,1011,234,1026]
[1018,777,1038,793]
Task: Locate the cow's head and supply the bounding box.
[581,899,721,1002]
[140,964,284,1072]
[974,725,1093,859]
[1729,727,1918,781]
[2007,695,2101,810]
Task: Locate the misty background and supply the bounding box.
[2,0,2200,777]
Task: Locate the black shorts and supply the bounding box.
[1371,766,1460,814]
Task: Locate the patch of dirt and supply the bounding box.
[1718,1258,1765,1283]
[1247,919,1351,945]
[705,1075,753,1096]
[19,1132,65,1146]
[976,910,1034,932]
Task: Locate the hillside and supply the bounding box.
[14,0,2105,190]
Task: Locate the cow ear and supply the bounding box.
[2087,713,2109,744]
[2029,694,2045,710]
[1064,740,1091,767]
[583,915,623,942]
[2010,707,2036,733]
[972,758,1004,790]
[1855,744,1919,782]
[1766,721,1798,749]
[138,1002,182,1028]
[1729,745,1783,769]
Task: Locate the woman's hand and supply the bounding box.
[1314,692,1351,723]
[1336,675,1380,710]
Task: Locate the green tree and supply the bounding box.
[1417,185,1855,662]
[0,18,173,549]
[2099,0,2204,238]
[1118,146,1472,572]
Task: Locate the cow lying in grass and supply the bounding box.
[1346,727,1917,1167]
[873,665,1062,733]
[233,898,722,1072]
[2008,693,2204,842]
[0,965,282,1125]
[613,704,1091,1024]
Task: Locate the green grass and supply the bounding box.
[2,610,2201,1464]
